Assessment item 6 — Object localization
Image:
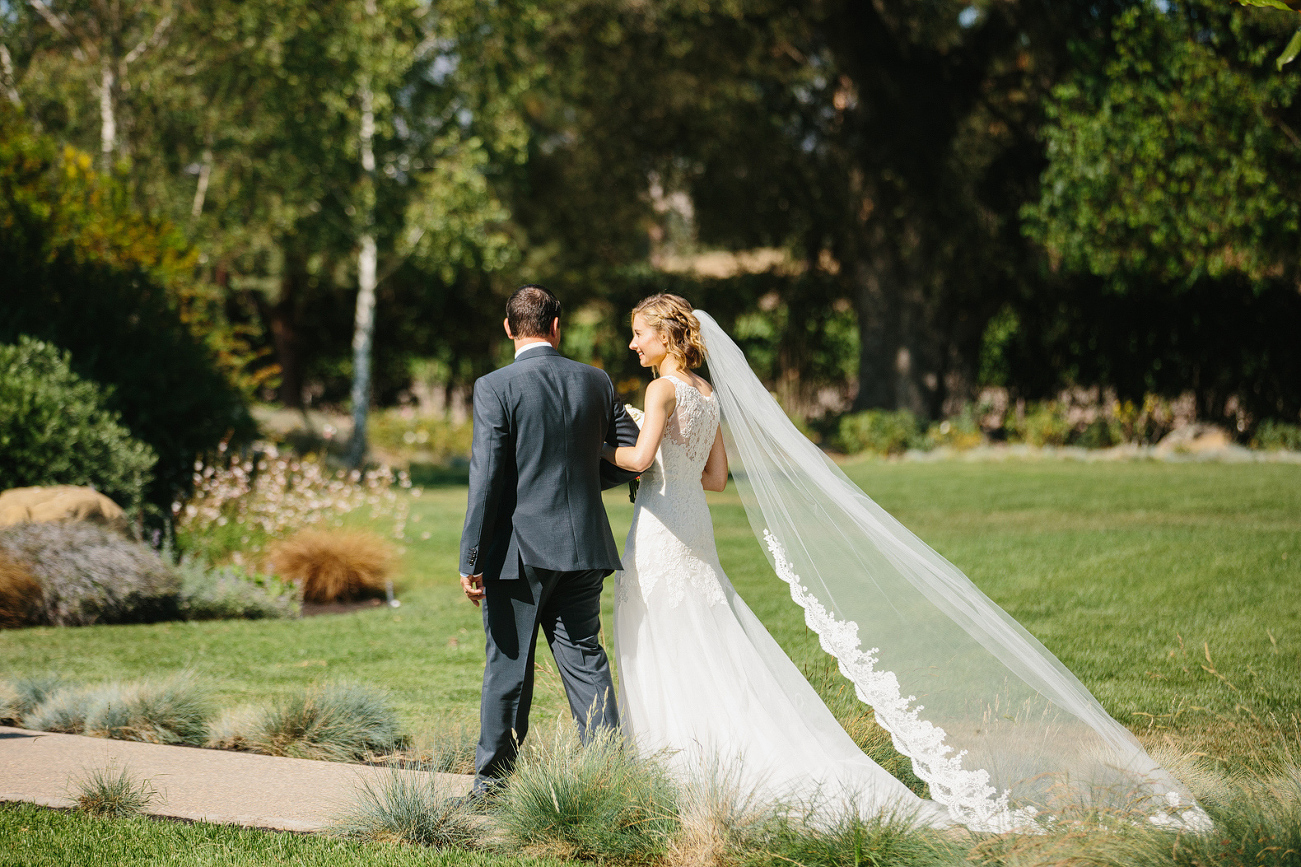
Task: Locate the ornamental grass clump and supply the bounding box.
[82,674,212,745]
[669,759,778,867]
[267,529,395,604]
[176,556,300,620]
[24,686,93,734]
[0,522,179,626]
[72,763,158,818]
[22,674,212,745]
[333,769,480,849]
[492,724,679,863]
[745,805,964,867]
[3,673,66,724]
[244,682,403,761]
[0,549,42,628]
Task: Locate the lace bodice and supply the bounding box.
[617,375,725,608]
[641,375,719,491]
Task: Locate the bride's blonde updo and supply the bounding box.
[632,294,706,370]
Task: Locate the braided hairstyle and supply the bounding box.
[632,293,706,371]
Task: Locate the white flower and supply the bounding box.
[626,405,645,426]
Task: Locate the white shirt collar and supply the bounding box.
[514,342,553,359]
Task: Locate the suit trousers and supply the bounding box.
[474,563,619,791]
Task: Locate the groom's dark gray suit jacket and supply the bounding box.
[458,345,639,582]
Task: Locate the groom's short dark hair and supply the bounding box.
[507,284,562,338]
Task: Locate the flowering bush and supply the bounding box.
[175,443,415,566]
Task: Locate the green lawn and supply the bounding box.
[3,459,1300,865]
[3,460,1298,758]
[0,802,567,867]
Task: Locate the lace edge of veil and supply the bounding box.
[761,529,1210,834]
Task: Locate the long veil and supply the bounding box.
[694,310,1208,833]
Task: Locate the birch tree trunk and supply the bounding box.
[99,55,116,170]
[347,59,378,468]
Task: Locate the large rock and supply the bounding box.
[1154,423,1233,455]
[0,486,128,534]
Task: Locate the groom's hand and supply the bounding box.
[461,573,485,606]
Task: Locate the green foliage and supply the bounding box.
[73,763,158,819]
[1020,1,1301,424]
[333,770,480,849]
[176,557,301,621]
[1252,420,1301,450]
[0,522,179,626]
[492,726,679,863]
[0,337,157,514]
[0,114,254,516]
[1027,1,1300,287]
[242,683,403,762]
[835,410,926,456]
[366,411,474,466]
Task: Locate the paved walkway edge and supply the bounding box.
[0,725,472,832]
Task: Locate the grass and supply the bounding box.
[491,724,679,863]
[0,801,569,867]
[1,461,1298,865]
[2,461,1298,767]
[71,762,158,818]
[333,768,480,849]
[233,682,403,761]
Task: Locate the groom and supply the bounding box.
[458,284,639,795]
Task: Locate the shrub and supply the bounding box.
[0,549,42,628]
[81,674,212,745]
[834,410,925,456]
[1253,419,1301,451]
[0,337,157,514]
[0,115,256,519]
[267,529,396,604]
[921,408,985,451]
[0,522,179,626]
[242,683,403,762]
[176,556,300,621]
[72,762,158,818]
[492,725,679,863]
[333,769,479,849]
[1009,401,1075,447]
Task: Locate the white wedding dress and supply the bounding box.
[612,374,950,825]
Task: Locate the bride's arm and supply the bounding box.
[601,378,676,473]
[700,428,728,491]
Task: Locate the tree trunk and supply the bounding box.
[262,264,305,410]
[99,56,116,170]
[346,69,378,468]
[348,232,378,467]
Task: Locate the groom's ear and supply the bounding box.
[549,317,560,342]
[503,318,514,340]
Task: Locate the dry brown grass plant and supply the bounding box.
[0,549,42,628]
[267,529,396,603]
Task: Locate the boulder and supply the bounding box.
[1154,423,1233,455]
[0,486,128,534]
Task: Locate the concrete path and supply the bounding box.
[0,725,472,832]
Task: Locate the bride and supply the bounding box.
[601,294,1208,832]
